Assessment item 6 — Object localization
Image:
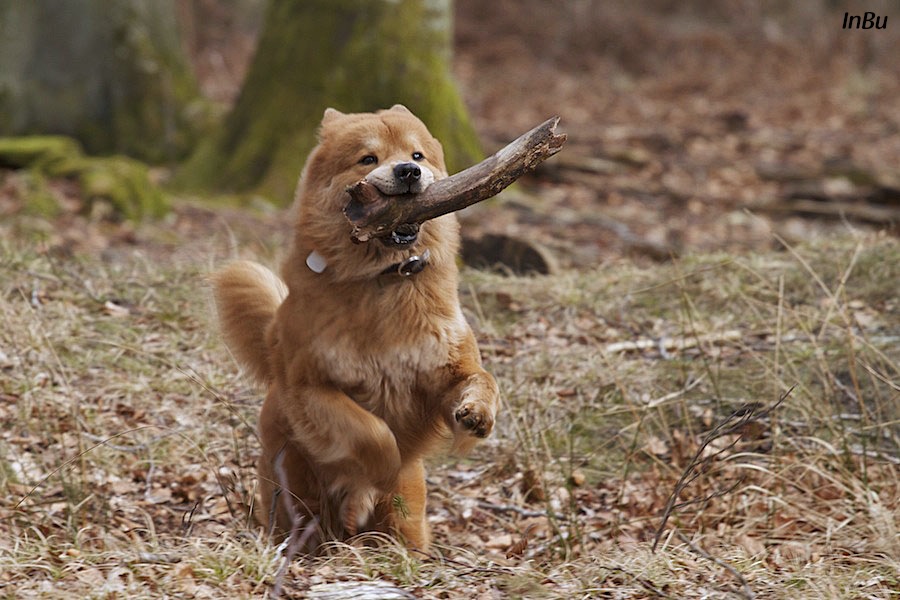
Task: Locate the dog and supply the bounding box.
[212,105,499,550]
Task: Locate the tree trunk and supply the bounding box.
[0,0,204,163]
[179,0,482,203]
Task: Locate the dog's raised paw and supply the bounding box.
[454,401,493,438]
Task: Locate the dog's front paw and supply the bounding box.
[454,396,495,438]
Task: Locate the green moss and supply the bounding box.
[0,135,168,221]
[0,136,84,170]
[78,156,169,221]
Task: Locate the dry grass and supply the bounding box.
[1,219,898,598]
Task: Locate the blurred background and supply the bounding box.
[2,4,899,595]
[1,0,898,268]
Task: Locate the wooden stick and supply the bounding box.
[343,117,567,243]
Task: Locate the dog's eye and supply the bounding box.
[412,152,425,161]
[359,155,378,166]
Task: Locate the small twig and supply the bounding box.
[270,514,319,599]
[604,330,743,356]
[270,446,319,600]
[81,432,150,452]
[181,497,202,535]
[214,466,252,521]
[651,387,792,552]
[644,375,705,409]
[409,548,518,578]
[143,460,158,503]
[673,530,755,600]
[13,426,156,509]
[475,500,547,518]
[671,478,743,511]
[859,360,900,393]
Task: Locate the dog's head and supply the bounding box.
[294,105,457,280]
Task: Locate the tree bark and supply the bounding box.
[0,0,204,163]
[179,0,481,203]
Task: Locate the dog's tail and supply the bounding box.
[211,261,288,384]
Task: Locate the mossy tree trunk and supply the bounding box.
[180,0,481,203]
[0,0,204,163]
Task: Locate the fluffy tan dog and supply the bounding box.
[212,105,499,550]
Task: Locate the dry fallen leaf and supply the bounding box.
[568,469,586,487]
[644,435,669,457]
[505,523,539,558]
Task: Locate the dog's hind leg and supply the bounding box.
[275,384,402,534]
[257,389,323,537]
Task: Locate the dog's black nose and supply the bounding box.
[393,162,421,182]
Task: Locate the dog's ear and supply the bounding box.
[389,104,413,116]
[322,107,345,125]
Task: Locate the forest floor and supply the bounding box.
[2,2,899,598]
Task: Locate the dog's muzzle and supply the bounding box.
[365,161,433,196]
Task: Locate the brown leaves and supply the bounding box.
[505,523,539,559]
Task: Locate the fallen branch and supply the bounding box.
[604,330,743,356]
[759,198,900,225]
[344,117,567,243]
[475,500,547,518]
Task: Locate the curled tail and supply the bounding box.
[211,261,287,383]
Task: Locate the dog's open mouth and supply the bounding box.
[381,223,419,248]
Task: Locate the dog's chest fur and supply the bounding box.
[313,300,467,415]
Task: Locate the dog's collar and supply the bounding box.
[306,248,431,278]
[380,248,431,277]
